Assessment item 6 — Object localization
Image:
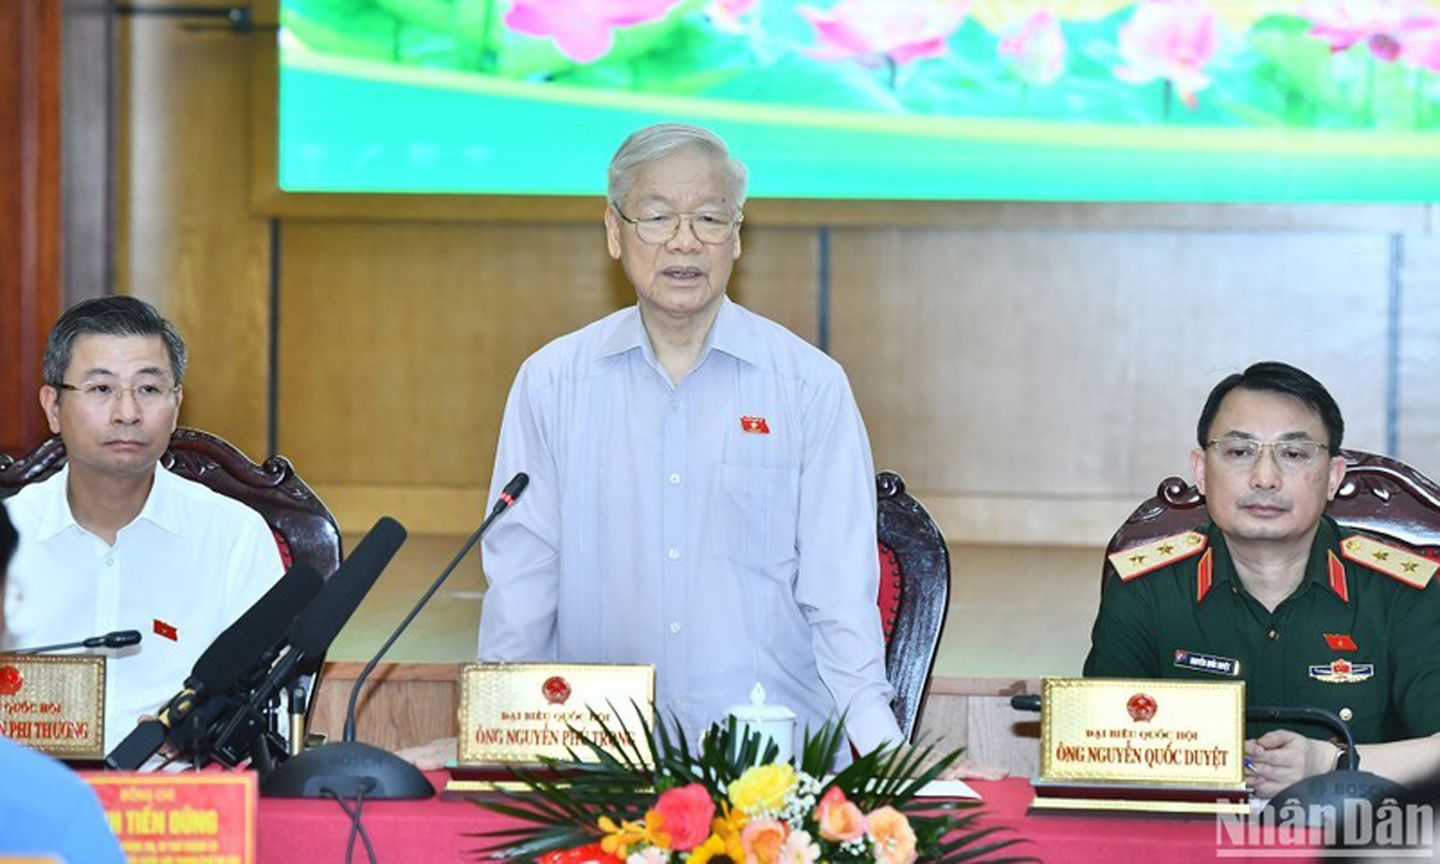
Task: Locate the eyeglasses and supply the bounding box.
[1206,437,1330,473]
[54,380,179,408]
[612,206,741,245]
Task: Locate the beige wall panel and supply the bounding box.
[117,15,271,459]
[830,230,1392,505]
[277,221,817,494]
[729,227,820,346]
[1398,237,1440,479]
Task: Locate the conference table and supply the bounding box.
[257,772,1307,862]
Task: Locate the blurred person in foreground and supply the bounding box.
[0,503,125,861]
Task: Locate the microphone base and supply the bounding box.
[261,741,435,800]
[1262,769,1408,828]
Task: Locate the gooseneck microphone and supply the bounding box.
[263,474,528,800]
[105,562,325,770]
[211,517,408,769]
[344,472,528,743]
[16,630,143,654]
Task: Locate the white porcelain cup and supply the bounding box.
[726,682,796,765]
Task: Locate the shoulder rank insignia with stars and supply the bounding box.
[1340,534,1437,589]
[1109,531,1208,581]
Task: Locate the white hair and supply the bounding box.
[607,123,748,213]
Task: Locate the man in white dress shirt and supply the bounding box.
[477,123,902,756]
[1,296,284,750]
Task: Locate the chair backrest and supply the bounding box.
[1105,450,1440,579]
[876,471,950,742]
[0,427,342,580]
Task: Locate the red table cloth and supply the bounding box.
[257,773,1315,862]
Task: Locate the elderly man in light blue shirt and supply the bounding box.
[478,123,902,756]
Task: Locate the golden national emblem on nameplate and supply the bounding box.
[1032,677,1247,816]
[0,653,106,758]
[457,662,655,767]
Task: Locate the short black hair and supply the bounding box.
[0,504,16,587]
[1196,361,1344,451]
[43,296,187,387]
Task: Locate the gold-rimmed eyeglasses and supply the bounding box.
[54,380,180,408]
[1205,437,1330,473]
[612,206,742,245]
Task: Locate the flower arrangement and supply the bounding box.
[472,709,1025,863]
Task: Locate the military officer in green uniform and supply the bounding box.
[1084,361,1440,797]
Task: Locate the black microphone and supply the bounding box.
[1246,705,1406,827]
[15,630,143,654]
[263,475,528,800]
[209,518,407,768]
[104,563,324,769]
[1010,694,1042,712]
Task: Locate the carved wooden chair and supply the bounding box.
[876,471,950,742]
[1105,450,1440,579]
[0,427,342,579]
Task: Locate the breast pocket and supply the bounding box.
[1296,671,1389,743]
[711,462,800,576]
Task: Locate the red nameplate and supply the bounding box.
[83,772,256,863]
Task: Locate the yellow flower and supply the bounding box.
[597,810,671,857]
[728,764,797,814]
[686,834,730,864]
[688,803,748,861]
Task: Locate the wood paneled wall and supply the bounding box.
[0,0,62,457]
[115,9,1440,547]
[116,0,272,461]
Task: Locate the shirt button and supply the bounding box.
[667,548,681,561]
[668,473,682,485]
[104,557,114,567]
[1339,707,1353,722]
[669,399,681,412]
[1267,629,1279,640]
[669,622,682,634]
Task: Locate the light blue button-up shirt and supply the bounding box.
[478,298,901,754]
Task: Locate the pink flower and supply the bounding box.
[998,9,1067,85]
[504,0,684,63]
[652,783,714,852]
[1113,0,1221,109]
[740,818,788,864]
[799,0,969,68]
[708,0,761,33]
[1400,21,1440,70]
[866,806,917,864]
[777,829,820,863]
[1304,0,1439,63]
[814,786,867,843]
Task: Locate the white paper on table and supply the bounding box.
[912,778,982,799]
[825,775,983,800]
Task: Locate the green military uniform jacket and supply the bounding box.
[1084,516,1440,744]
